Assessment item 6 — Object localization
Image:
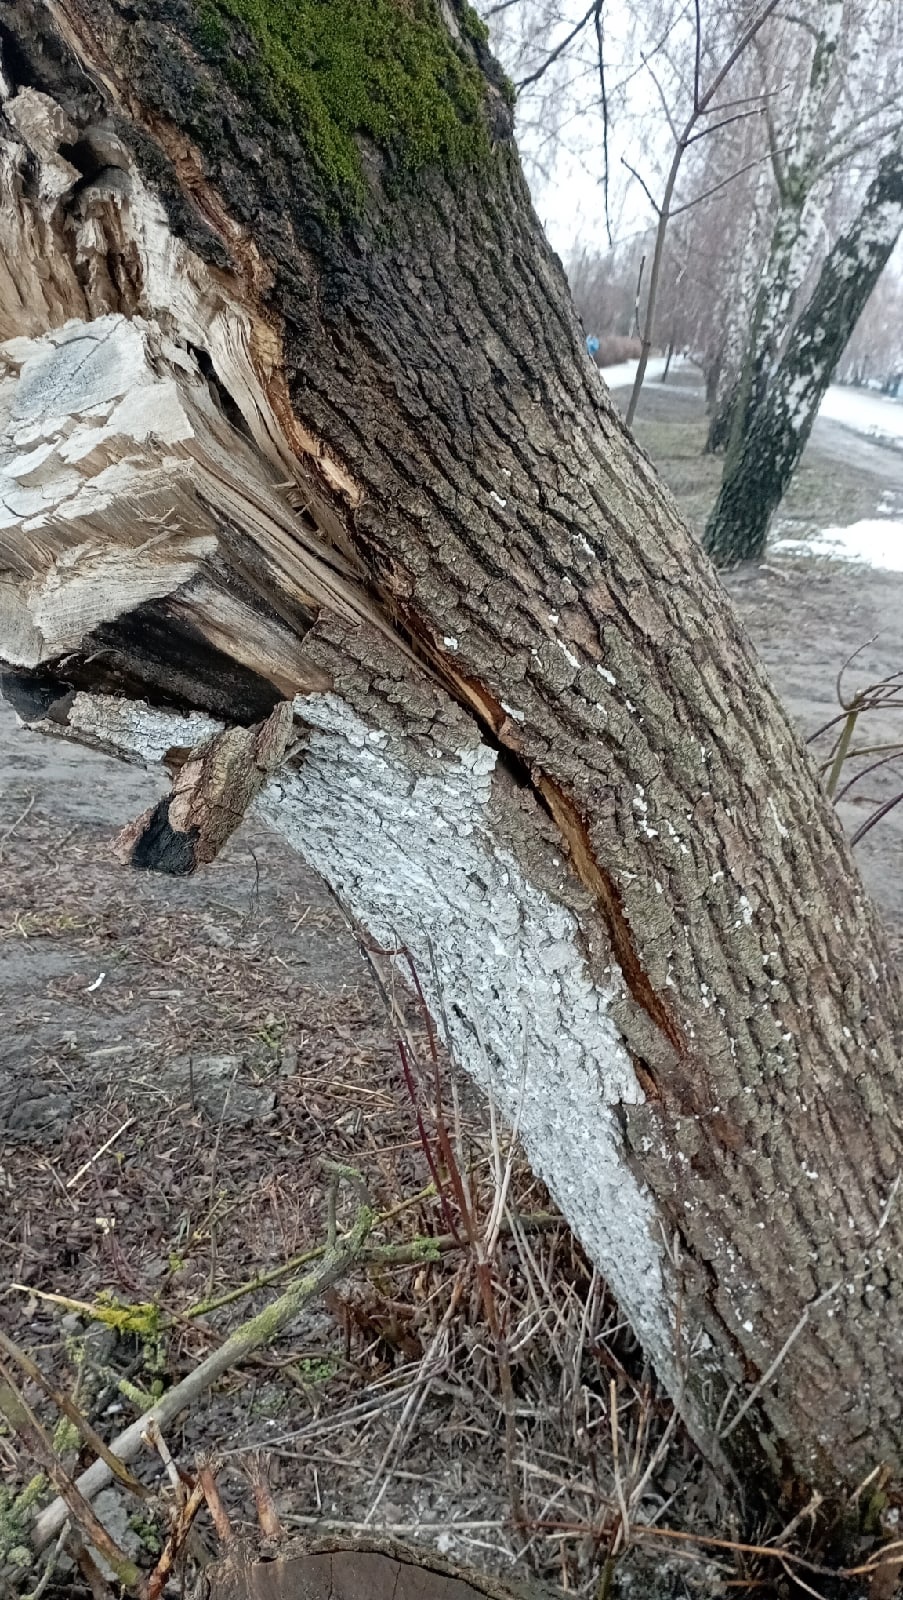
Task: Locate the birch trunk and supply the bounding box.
[704,1,840,474]
[704,137,903,565]
[1,0,903,1522]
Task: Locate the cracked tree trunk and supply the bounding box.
[1,0,902,1523]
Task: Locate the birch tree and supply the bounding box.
[2,0,903,1537]
[704,133,903,563]
[703,0,903,560]
[489,0,903,561]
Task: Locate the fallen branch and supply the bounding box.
[31,1204,375,1553]
[0,1359,147,1593]
[0,1328,150,1503]
[13,1212,560,1330]
[198,1212,560,1313]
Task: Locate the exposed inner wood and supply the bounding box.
[2,0,903,1506]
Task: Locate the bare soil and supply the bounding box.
[1,370,901,1599]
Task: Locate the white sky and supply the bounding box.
[483,0,676,259]
[483,0,903,279]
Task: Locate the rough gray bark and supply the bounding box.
[703,137,903,564]
[1,0,903,1527]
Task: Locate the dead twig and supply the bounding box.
[146,1477,205,1600]
[0,791,35,860]
[66,1118,135,1191]
[141,1420,183,1499]
[246,1453,283,1541]
[31,1199,375,1552]
[198,1460,233,1544]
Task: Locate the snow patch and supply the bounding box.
[819,384,903,450]
[773,519,903,573]
[599,355,673,390]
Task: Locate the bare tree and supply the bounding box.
[703,0,903,559]
[704,132,903,562]
[622,0,781,425]
[489,0,903,556]
[2,0,903,1547]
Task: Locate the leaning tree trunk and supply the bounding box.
[703,167,772,456]
[703,136,903,565]
[2,0,903,1525]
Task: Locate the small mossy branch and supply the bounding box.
[8,1289,162,1342]
[187,1207,560,1318]
[192,0,492,201]
[28,1202,562,1554]
[30,1205,376,1555]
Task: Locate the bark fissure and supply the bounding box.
[402,625,685,1082]
[533,773,685,1064]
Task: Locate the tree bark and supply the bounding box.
[1,0,903,1522]
[703,137,903,565]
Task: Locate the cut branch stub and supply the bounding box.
[113,700,293,874]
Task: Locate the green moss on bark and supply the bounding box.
[193,0,491,199]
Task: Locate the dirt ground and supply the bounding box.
[0,706,710,1598]
[1,371,902,1599]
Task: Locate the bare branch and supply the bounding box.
[815,120,903,184]
[641,48,681,144]
[695,0,783,122]
[670,146,791,216]
[625,0,785,428]
[31,1201,376,1552]
[693,0,702,112]
[592,0,613,246]
[515,3,597,93]
[685,103,767,146]
[621,156,663,217]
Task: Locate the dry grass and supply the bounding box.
[0,795,725,1599]
[7,708,901,1597]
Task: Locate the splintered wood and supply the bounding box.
[113,701,293,874]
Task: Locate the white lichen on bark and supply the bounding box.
[44,686,679,1382]
[260,694,680,1379]
[64,691,222,763]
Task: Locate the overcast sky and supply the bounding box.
[483,0,672,261]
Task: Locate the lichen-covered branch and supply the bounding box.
[30,1205,375,1552]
